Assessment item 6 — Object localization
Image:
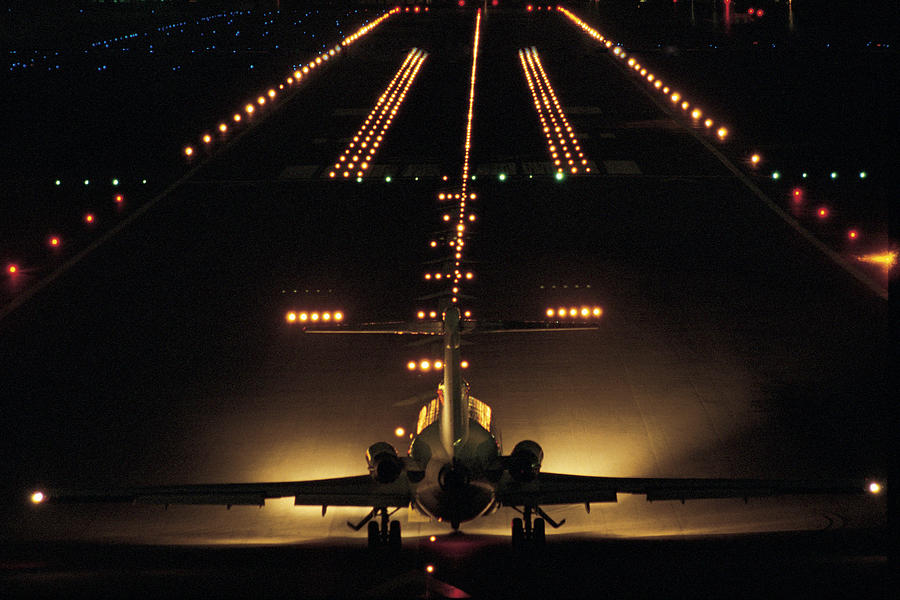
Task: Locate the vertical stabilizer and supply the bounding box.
[440,308,468,458]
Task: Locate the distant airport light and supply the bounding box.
[49,236,60,247]
[202,134,212,144]
[716,127,728,140]
[184,146,194,157]
[817,206,829,219]
[868,482,881,494]
[750,154,761,166]
[286,311,297,323]
[84,213,95,224]
[461,360,469,369]
[83,179,90,186]
[233,114,241,122]
[546,308,555,317]
[830,171,838,180]
[429,535,437,542]
[771,171,781,180]
[847,229,859,240]
[115,194,124,204]
[407,361,417,371]
[792,188,803,201]
[310,312,319,321]
[30,491,44,504]
[426,565,435,574]
[498,173,506,181]
[6,264,18,275]
[111,178,119,186]
[55,179,61,186]
[434,360,443,370]
[333,312,343,322]
[395,427,405,437]
[859,171,867,179]
[420,360,431,371]
[245,104,254,114]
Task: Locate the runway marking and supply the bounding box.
[518,46,591,176]
[564,106,603,115]
[279,165,320,179]
[603,160,642,175]
[328,48,428,180]
[474,162,517,177]
[331,108,370,116]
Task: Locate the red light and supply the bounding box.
[792,188,803,200]
[748,8,754,14]
[7,264,17,274]
[84,213,95,224]
[756,9,764,17]
[458,0,465,6]
[817,207,829,219]
[492,0,498,5]
[848,229,859,240]
[49,236,60,247]
[527,4,533,10]
[115,194,124,204]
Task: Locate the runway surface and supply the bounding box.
[1,5,889,598]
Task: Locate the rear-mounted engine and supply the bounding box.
[366,442,404,483]
[508,440,544,482]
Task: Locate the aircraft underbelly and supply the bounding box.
[414,480,496,524]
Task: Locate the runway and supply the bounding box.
[1,5,889,597]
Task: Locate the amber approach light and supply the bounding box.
[518,46,589,175]
[328,49,428,180]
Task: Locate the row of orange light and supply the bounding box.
[424,271,474,281]
[518,47,589,175]
[285,310,344,323]
[407,359,469,372]
[328,48,428,180]
[417,310,472,320]
[557,6,895,277]
[183,8,400,160]
[5,193,128,277]
[447,9,482,307]
[546,306,603,319]
[556,6,728,141]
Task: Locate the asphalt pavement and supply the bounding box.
[0,7,888,598]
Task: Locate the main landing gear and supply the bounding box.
[511,505,564,549]
[348,507,402,550]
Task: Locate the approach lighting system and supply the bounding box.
[328,49,428,180]
[518,47,589,175]
[285,310,344,325]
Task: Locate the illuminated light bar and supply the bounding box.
[546,306,603,319]
[556,6,728,143]
[518,47,589,175]
[285,310,344,324]
[328,49,428,180]
[856,251,897,271]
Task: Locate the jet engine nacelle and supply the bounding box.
[366,442,404,483]
[508,440,544,482]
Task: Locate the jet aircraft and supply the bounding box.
[30,306,882,549]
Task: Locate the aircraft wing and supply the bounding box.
[498,473,878,506]
[36,475,412,508]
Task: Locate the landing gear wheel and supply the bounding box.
[533,517,546,546]
[367,520,380,549]
[511,517,524,549]
[389,520,402,551]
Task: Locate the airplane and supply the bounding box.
[29,305,884,549]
